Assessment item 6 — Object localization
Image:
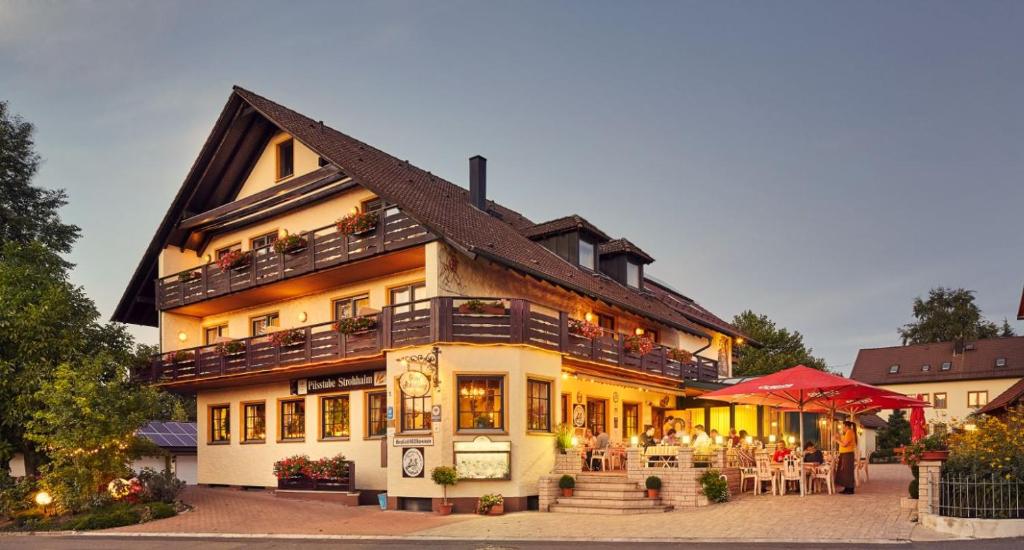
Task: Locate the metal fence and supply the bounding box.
[939,473,1024,519]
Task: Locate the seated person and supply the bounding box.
[638,425,657,448]
[692,424,711,452]
[661,428,680,445]
[772,441,792,463]
[738,429,750,446]
[802,441,824,464]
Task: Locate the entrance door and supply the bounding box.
[651,408,666,439]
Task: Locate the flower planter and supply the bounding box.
[436,503,454,516]
[920,450,949,461]
[457,302,507,315]
[647,489,660,499]
[487,503,504,516]
[561,488,574,497]
[274,235,308,255]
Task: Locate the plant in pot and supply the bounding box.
[645,475,662,498]
[431,466,458,515]
[273,233,308,255]
[335,211,378,236]
[334,316,377,335]
[478,493,504,515]
[558,475,575,497]
[177,270,202,284]
[270,328,306,347]
[164,350,194,363]
[667,348,693,363]
[624,335,654,356]
[555,423,575,454]
[457,299,507,315]
[216,340,245,356]
[903,432,950,465]
[567,318,602,339]
[698,469,730,503]
[217,249,251,272]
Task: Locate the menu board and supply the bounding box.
[453,436,511,480]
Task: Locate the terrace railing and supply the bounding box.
[142,296,719,384]
[939,473,1024,520]
[155,206,433,310]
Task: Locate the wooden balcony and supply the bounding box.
[141,297,719,385]
[156,207,433,311]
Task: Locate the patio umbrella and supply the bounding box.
[910,395,928,442]
[787,390,929,448]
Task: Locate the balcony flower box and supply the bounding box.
[177,270,202,284]
[623,335,654,356]
[164,350,194,363]
[335,211,378,237]
[217,249,251,272]
[273,233,308,255]
[274,454,353,492]
[216,340,245,356]
[457,300,506,315]
[567,318,602,339]
[334,316,377,335]
[667,348,693,363]
[270,329,306,347]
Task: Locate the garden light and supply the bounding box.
[570,436,578,447]
[630,435,639,447]
[34,491,52,506]
[745,436,753,445]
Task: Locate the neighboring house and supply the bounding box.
[5,453,26,478]
[133,421,198,485]
[112,87,751,512]
[850,337,1024,427]
[857,413,885,458]
[977,378,1024,419]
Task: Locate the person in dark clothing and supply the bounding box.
[638,425,657,448]
[803,441,824,464]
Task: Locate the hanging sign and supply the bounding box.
[402,447,425,478]
[291,370,385,395]
[394,435,434,447]
[399,370,431,397]
[572,403,587,428]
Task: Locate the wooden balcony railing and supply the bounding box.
[155,207,433,310]
[142,297,720,384]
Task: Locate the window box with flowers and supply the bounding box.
[269,328,306,347]
[177,270,202,284]
[567,318,602,339]
[164,350,195,363]
[216,340,245,356]
[335,211,378,237]
[334,316,377,335]
[273,233,308,255]
[623,335,654,356]
[457,299,507,315]
[667,348,693,363]
[217,249,251,272]
[273,454,354,492]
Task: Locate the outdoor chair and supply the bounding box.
[590,449,610,471]
[736,448,757,493]
[856,457,869,485]
[753,451,776,496]
[779,454,805,496]
[808,461,835,494]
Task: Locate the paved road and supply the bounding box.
[1,536,1023,550]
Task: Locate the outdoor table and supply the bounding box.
[643,445,679,468]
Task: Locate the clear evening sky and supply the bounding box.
[2,1,1021,373]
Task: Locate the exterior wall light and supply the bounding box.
[561,372,569,380]
[745,436,754,446]
[570,436,579,447]
[278,228,289,239]
[178,331,188,342]
[635,327,645,336]
[298,311,308,323]
[584,312,594,323]
[735,337,745,346]
[630,435,639,447]
[682,435,692,446]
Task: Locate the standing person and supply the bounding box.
[836,421,857,494]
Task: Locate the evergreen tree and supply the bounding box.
[876,410,912,450]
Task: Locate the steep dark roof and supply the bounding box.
[115,87,713,338]
[977,378,1024,416]
[643,276,753,342]
[858,413,887,430]
[1017,286,1024,320]
[520,215,611,241]
[850,337,1024,385]
[598,238,654,264]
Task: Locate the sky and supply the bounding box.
[2,0,1022,373]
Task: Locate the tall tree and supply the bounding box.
[875,410,911,450]
[731,310,829,376]
[898,287,1000,345]
[999,319,1017,338]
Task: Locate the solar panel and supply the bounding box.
[137,421,197,449]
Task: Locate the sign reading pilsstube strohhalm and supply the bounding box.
[291,370,386,395]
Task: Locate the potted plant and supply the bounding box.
[698,469,730,503]
[334,316,377,335]
[216,340,245,356]
[558,475,575,497]
[164,350,194,363]
[567,318,602,339]
[903,433,950,464]
[177,270,201,283]
[667,348,693,363]
[217,249,251,272]
[624,335,654,356]
[457,299,506,315]
[555,423,575,454]
[478,493,504,515]
[645,475,662,498]
[335,211,378,236]
[431,466,458,516]
[273,233,308,255]
[273,455,312,489]
[270,328,305,347]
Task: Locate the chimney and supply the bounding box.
[469,155,487,211]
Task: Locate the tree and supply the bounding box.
[731,310,829,376]
[999,319,1016,338]
[898,287,1000,345]
[876,410,912,450]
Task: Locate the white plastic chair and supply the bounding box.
[737,448,757,493]
[753,451,776,496]
[779,454,805,496]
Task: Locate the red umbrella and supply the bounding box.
[910,394,928,442]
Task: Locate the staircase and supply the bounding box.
[550,473,673,515]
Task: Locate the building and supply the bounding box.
[133,421,198,485]
[850,337,1024,427]
[113,87,752,512]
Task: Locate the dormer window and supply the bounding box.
[626,261,640,288]
[889,364,900,374]
[995,357,1007,367]
[578,238,595,270]
[941,362,951,371]
[921,364,930,372]
[276,138,294,180]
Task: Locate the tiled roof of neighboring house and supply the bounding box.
[598,238,654,264]
[977,378,1024,416]
[214,88,714,337]
[137,421,197,451]
[520,215,611,241]
[643,276,752,342]
[850,336,1024,385]
[858,413,887,430]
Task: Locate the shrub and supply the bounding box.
[0,475,38,517]
[67,504,141,530]
[477,493,503,514]
[10,509,48,530]
[943,405,1024,480]
[908,478,919,499]
[554,423,575,454]
[903,432,949,466]
[699,469,730,503]
[136,468,184,504]
[146,501,177,520]
[558,475,575,490]
[431,466,458,505]
[645,476,662,490]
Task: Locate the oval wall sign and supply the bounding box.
[399,370,431,397]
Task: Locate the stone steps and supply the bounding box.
[549,503,673,515]
[572,488,648,499]
[552,474,672,515]
[556,496,664,508]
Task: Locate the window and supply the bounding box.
[933,392,947,409]
[587,398,607,434]
[626,261,640,288]
[595,313,615,333]
[250,232,278,255]
[400,391,431,432]
[390,282,428,314]
[941,362,952,371]
[888,364,900,374]
[362,197,384,213]
[209,405,230,443]
[623,403,640,439]
[526,379,551,432]
[242,402,266,442]
[967,391,988,408]
[578,238,595,270]
[279,398,305,440]
[561,394,570,425]
[320,395,350,439]
[334,294,370,320]
[919,393,931,403]
[276,138,294,180]
[318,156,329,167]
[995,357,1007,367]
[643,329,659,343]
[457,375,505,431]
[921,364,931,372]
[366,391,387,438]
[251,313,279,336]
[215,243,241,260]
[204,324,228,345]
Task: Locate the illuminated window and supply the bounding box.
[251,313,279,336]
[933,393,947,409]
[277,139,294,180]
[526,379,551,432]
[243,402,265,442]
[215,243,241,260]
[320,395,350,439]
[390,282,428,314]
[366,391,387,438]
[622,403,640,439]
[400,391,431,432]
[250,231,278,256]
[209,405,230,443]
[967,391,988,408]
[457,375,504,431]
[334,294,370,320]
[279,398,305,440]
[204,324,228,345]
[586,399,607,434]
